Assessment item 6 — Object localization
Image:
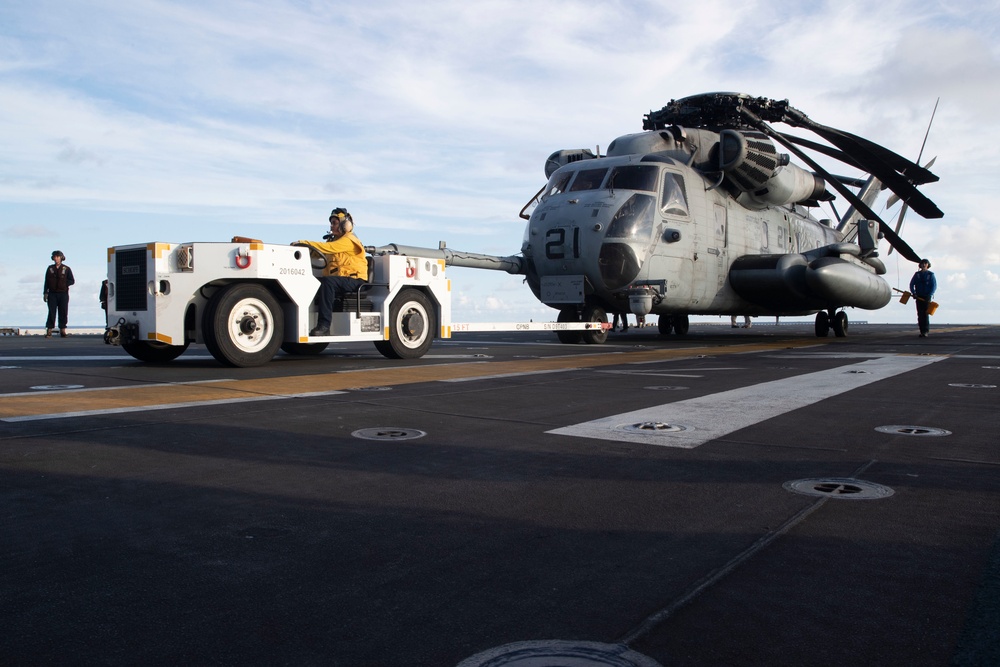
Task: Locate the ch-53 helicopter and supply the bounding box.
[378,92,941,344]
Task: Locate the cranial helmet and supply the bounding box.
[920,258,932,268]
[329,207,354,233]
[52,250,65,260]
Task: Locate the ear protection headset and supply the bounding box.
[329,208,354,234]
[52,250,65,260]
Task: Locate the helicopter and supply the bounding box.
[378,92,941,344]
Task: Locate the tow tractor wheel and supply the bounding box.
[374,288,435,359]
[203,283,284,367]
[833,310,849,337]
[122,339,189,363]
[580,304,608,345]
[556,307,583,345]
[815,311,830,337]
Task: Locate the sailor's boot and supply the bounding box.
[45,328,52,338]
[59,328,68,338]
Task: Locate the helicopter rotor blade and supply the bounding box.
[886,157,935,209]
[777,106,942,219]
[739,106,922,262]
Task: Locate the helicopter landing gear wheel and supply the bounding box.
[672,314,690,336]
[580,304,608,345]
[556,307,583,344]
[832,310,849,337]
[658,315,673,335]
[203,283,284,367]
[815,311,830,337]
[374,288,435,359]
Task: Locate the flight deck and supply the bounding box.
[2,323,998,665]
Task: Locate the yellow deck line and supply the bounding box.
[0,339,840,421]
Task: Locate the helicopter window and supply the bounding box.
[607,165,658,192]
[605,194,655,240]
[660,172,689,216]
[540,171,573,201]
[568,168,609,192]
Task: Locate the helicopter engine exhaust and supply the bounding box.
[718,130,826,209]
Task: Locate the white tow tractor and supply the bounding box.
[104,239,607,367]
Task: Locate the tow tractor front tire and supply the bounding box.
[203,283,284,367]
[122,340,189,363]
[374,288,435,359]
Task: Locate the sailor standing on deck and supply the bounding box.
[43,250,75,338]
[909,258,937,338]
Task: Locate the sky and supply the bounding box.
[2,0,999,328]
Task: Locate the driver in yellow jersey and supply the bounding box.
[295,208,368,336]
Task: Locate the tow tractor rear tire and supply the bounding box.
[122,340,189,363]
[203,283,284,367]
[374,288,435,359]
[581,304,608,345]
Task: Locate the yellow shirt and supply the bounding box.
[296,232,368,280]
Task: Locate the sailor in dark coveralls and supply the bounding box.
[43,250,75,338]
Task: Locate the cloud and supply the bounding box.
[4,224,55,238]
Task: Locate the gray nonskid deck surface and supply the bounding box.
[1,324,998,665]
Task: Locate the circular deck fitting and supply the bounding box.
[948,383,996,389]
[30,384,84,391]
[875,425,952,437]
[347,386,392,392]
[784,478,894,500]
[456,640,663,667]
[844,369,870,374]
[644,385,688,391]
[617,421,688,434]
[351,428,426,441]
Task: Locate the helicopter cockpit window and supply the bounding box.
[568,168,609,192]
[607,165,658,192]
[605,194,655,240]
[540,171,573,201]
[661,172,689,216]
